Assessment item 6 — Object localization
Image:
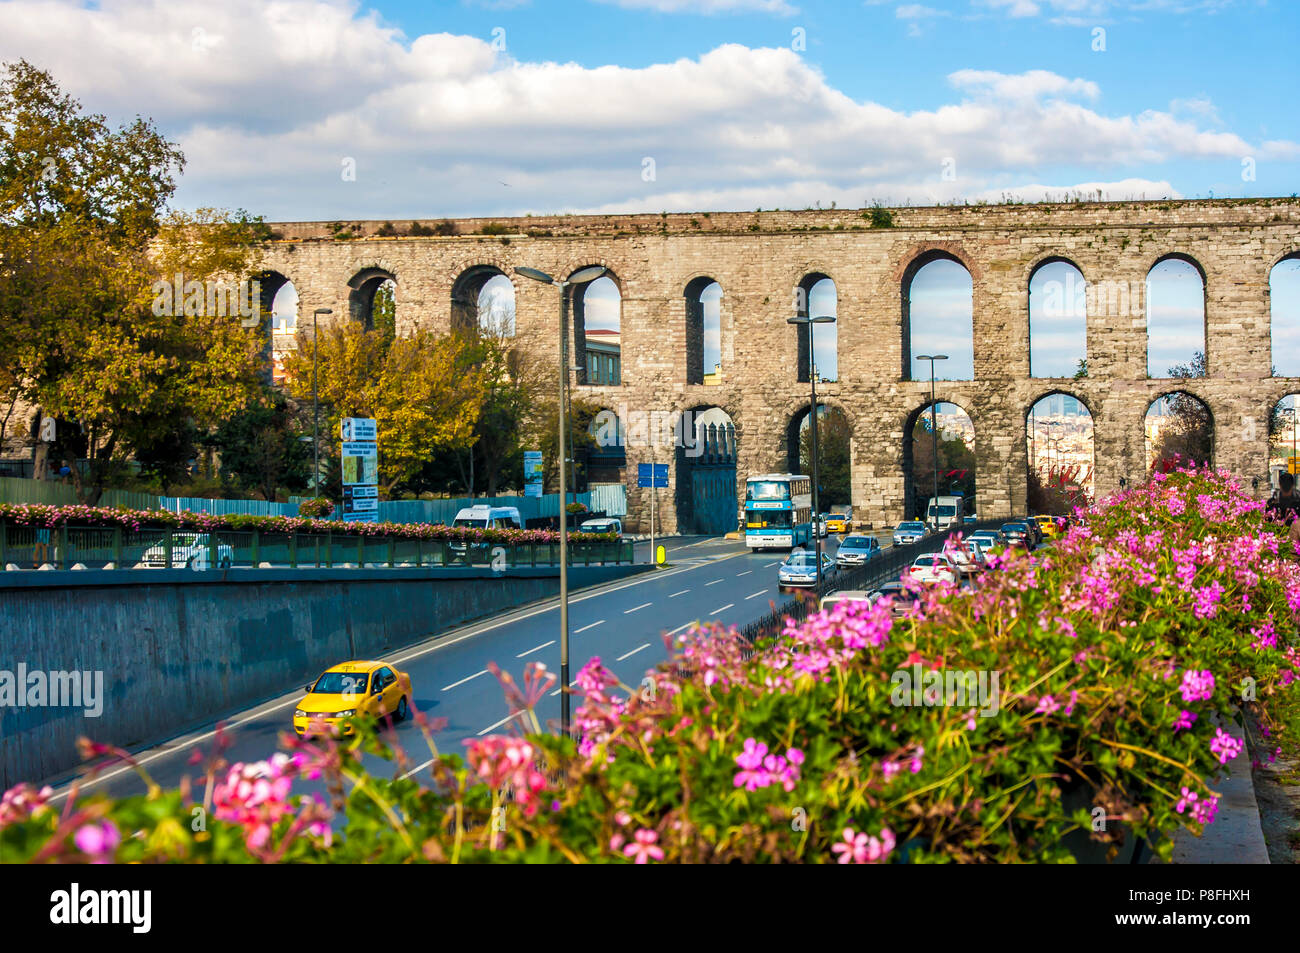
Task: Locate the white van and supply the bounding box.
[451,505,523,531]
[926,495,966,531]
[578,517,622,536]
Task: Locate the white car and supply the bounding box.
[578,517,623,536]
[905,552,957,585]
[819,589,879,610]
[945,541,987,576]
[139,533,234,570]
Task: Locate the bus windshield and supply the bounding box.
[746,509,792,528]
[746,481,790,501]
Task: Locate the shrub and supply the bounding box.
[297,497,335,518]
[4,467,1297,863]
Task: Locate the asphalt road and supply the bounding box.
[49,534,850,811]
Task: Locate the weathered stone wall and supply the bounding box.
[260,199,1300,531]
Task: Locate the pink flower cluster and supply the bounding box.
[0,783,54,827]
[831,826,896,864]
[1179,669,1215,704]
[212,753,331,850]
[1175,787,1219,825]
[1208,727,1243,765]
[733,738,805,792]
[463,735,549,816]
[74,820,121,863]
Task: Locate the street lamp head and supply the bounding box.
[514,266,555,285]
[568,265,608,285]
[809,314,836,324]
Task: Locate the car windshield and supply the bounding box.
[453,518,487,528]
[311,672,369,695]
[928,505,957,517]
[746,481,790,501]
[842,536,872,548]
[898,522,924,532]
[785,553,818,567]
[915,556,938,566]
[579,523,609,533]
[1002,523,1025,532]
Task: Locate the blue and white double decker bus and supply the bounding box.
[744,473,813,550]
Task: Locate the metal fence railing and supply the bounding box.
[738,519,1005,646]
[0,521,636,571]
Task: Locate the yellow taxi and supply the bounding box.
[1034,514,1061,539]
[825,513,851,534]
[293,661,410,736]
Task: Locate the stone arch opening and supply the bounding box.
[1029,258,1088,379]
[585,406,628,487]
[452,265,515,337]
[1026,392,1094,514]
[1269,392,1299,487]
[784,403,852,508]
[1146,255,1207,379]
[685,277,723,385]
[348,268,396,332]
[1145,391,1214,474]
[249,270,294,384]
[567,270,621,386]
[674,405,738,536]
[902,400,975,521]
[1270,254,1300,377]
[793,273,837,383]
[903,252,974,381]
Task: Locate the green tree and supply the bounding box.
[1151,351,1213,472]
[207,385,311,501]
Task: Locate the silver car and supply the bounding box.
[893,521,927,546]
[777,550,835,588]
[836,534,881,568]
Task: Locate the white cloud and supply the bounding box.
[896,3,949,17]
[0,0,1286,220]
[592,0,797,13]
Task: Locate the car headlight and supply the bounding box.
[335,709,356,718]
[294,709,307,718]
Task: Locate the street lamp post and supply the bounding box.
[311,308,333,492]
[515,265,607,738]
[915,355,948,528]
[788,314,836,588]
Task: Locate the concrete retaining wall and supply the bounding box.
[0,564,647,787]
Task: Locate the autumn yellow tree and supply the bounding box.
[284,321,487,495]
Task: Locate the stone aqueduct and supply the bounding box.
[258,198,1300,533]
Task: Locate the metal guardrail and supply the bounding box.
[0,521,636,571]
[738,519,1006,645]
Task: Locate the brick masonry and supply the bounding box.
[259,199,1300,532]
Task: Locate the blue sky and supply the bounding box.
[2,0,1294,220]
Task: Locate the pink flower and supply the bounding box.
[623,828,664,864]
[1035,695,1060,715]
[74,820,120,862]
[1172,709,1197,733]
[1209,727,1242,765]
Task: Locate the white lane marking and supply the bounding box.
[709,603,735,615]
[736,570,752,577]
[616,643,651,661]
[764,561,780,567]
[669,589,690,598]
[400,757,435,780]
[745,589,768,600]
[574,620,605,634]
[666,621,696,636]
[705,579,723,586]
[442,669,489,691]
[549,679,578,698]
[477,711,524,736]
[516,640,555,658]
[624,602,652,614]
[53,544,758,802]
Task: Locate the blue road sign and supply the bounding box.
[637,463,669,488]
